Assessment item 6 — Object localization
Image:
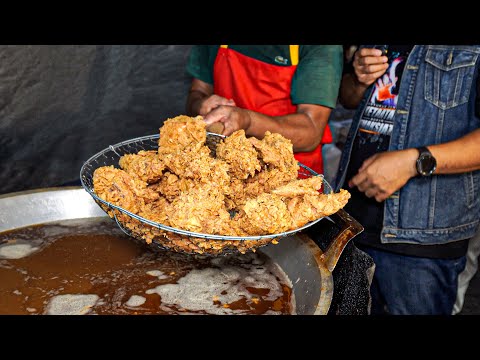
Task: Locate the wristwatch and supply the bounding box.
[416,146,437,176]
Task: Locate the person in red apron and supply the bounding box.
[186,45,343,175]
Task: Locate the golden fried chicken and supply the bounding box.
[226,167,299,209]
[93,166,161,237]
[93,166,159,211]
[119,150,165,184]
[158,115,206,154]
[249,131,299,173]
[149,172,196,202]
[235,193,293,235]
[162,145,231,195]
[245,167,297,197]
[166,184,233,235]
[140,195,171,226]
[216,129,261,180]
[271,176,323,197]
[91,115,352,256]
[286,189,351,229]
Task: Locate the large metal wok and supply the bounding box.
[0,187,363,315]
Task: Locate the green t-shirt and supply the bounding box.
[186,45,343,109]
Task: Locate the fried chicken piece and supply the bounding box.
[162,145,231,195]
[216,129,261,180]
[93,166,159,210]
[225,178,247,210]
[286,189,351,229]
[140,195,171,226]
[149,172,196,202]
[235,193,293,235]
[249,131,299,173]
[166,183,233,235]
[271,176,323,197]
[158,115,206,154]
[245,167,298,197]
[226,166,298,209]
[93,166,161,237]
[119,150,165,184]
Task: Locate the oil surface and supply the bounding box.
[0,218,294,315]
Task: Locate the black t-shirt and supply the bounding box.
[343,45,469,259]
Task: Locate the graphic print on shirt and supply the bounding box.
[358,49,407,150]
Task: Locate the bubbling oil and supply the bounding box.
[0,218,294,315]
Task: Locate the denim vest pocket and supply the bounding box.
[424,47,479,110]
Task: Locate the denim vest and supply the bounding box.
[335,45,480,245]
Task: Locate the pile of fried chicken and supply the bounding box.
[93,115,350,255]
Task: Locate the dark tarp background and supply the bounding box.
[0,45,193,194]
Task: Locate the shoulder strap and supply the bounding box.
[289,45,299,66]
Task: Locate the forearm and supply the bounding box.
[186,90,207,116]
[428,129,480,174]
[246,110,329,152]
[339,73,370,109]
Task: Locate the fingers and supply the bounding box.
[202,95,236,115]
[203,106,227,126]
[353,48,389,86]
[364,187,377,198]
[348,170,368,189]
[355,51,388,66]
[357,48,384,57]
[203,106,236,135]
[359,63,389,74]
[222,121,236,136]
[350,174,389,203]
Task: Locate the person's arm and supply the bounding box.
[348,129,480,202]
[429,129,480,173]
[186,78,235,117]
[339,48,389,109]
[203,45,341,152]
[203,103,331,152]
[186,78,213,116]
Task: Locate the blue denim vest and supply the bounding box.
[335,45,480,245]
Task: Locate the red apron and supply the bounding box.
[212,45,332,175]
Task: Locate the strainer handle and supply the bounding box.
[321,209,364,273]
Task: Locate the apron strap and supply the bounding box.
[289,45,299,66]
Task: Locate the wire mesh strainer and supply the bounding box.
[80,133,332,255]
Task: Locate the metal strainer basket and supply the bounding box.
[80,133,332,255]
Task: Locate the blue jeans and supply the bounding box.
[359,246,467,315]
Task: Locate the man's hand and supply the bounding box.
[353,48,389,87]
[348,149,418,202]
[203,105,251,136]
[186,78,236,117]
[339,48,389,109]
[198,95,235,116]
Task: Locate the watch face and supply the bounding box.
[417,154,437,176]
